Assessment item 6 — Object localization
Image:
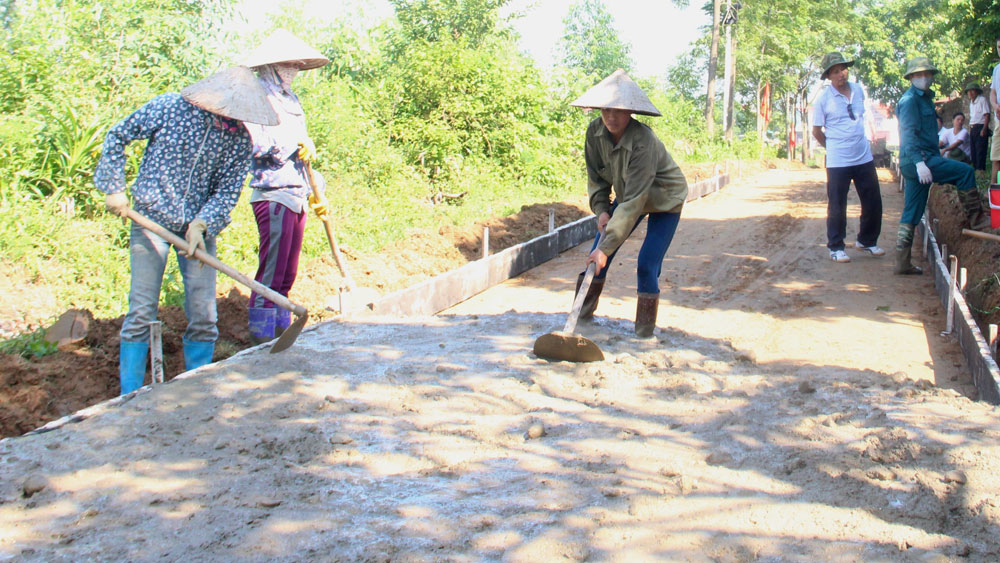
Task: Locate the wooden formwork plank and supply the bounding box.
[925,217,1000,404]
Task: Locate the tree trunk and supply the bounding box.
[785,93,793,161]
[725,25,736,141]
[705,0,721,135]
[800,92,809,164]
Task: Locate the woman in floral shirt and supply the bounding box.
[94,66,277,394]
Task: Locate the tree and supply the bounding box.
[705,0,721,134]
[558,0,632,78]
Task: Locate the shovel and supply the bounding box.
[126,209,308,353]
[533,244,605,363]
[303,163,381,312]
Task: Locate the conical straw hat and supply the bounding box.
[570,69,661,116]
[242,29,330,70]
[181,66,279,126]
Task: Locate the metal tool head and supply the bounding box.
[532,331,604,363]
[269,312,308,353]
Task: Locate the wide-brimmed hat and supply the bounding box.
[820,52,854,80]
[964,82,983,94]
[242,29,330,70]
[570,69,661,116]
[903,57,939,79]
[181,66,279,126]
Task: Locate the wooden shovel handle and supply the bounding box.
[125,209,307,317]
[304,162,357,291]
[962,228,1000,243]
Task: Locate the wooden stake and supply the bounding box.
[149,321,164,384]
[942,254,957,336]
[548,209,555,233]
[990,324,999,358]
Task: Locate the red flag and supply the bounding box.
[759,80,771,123]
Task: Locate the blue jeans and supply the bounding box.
[588,202,682,294]
[121,221,218,343]
[899,155,976,225]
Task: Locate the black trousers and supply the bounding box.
[970,124,988,171]
[826,160,883,251]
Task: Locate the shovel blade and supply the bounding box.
[532,331,604,363]
[269,313,308,353]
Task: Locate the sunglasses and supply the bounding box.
[847,103,856,121]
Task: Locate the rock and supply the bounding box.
[706,452,734,466]
[734,350,756,364]
[798,380,816,394]
[257,499,282,508]
[943,470,967,484]
[867,467,895,481]
[527,422,546,439]
[329,433,354,445]
[22,474,47,498]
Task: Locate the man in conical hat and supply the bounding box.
[94,65,278,395]
[569,69,688,337]
[240,29,330,343]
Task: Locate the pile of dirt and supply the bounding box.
[928,185,1000,333]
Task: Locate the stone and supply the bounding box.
[22,474,47,498]
[527,422,546,439]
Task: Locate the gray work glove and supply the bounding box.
[183,218,208,260]
[105,192,129,217]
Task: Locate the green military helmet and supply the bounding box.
[903,57,939,79]
[964,82,983,94]
[820,52,854,80]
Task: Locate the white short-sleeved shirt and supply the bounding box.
[941,127,971,158]
[812,82,872,168]
[992,63,1000,97]
[970,95,990,126]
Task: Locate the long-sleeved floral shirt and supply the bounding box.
[94,93,252,237]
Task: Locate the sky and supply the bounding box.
[239,0,709,80]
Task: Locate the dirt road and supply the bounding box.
[2,167,998,561]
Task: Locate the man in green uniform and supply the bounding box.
[569,69,688,337]
[895,57,988,275]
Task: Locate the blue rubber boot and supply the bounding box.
[119,340,148,395]
[183,339,215,371]
[249,307,276,344]
[275,308,291,337]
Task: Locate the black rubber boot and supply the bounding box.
[958,189,991,231]
[635,292,659,338]
[575,273,606,320]
[894,246,922,275]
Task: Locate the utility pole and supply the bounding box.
[705,0,721,135]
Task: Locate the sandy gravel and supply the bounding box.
[2,167,999,561]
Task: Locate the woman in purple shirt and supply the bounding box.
[242,30,330,343]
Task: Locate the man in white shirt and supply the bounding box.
[940,112,972,163]
[966,83,990,170]
[812,52,884,263]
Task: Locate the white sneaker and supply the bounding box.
[855,242,886,257]
[830,249,851,263]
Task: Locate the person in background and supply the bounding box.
[241,30,331,344]
[568,69,688,338]
[896,57,989,276]
[990,35,1000,183]
[811,51,884,264]
[94,67,278,394]
[937,114,948,149]
[965,83,990,171]
[940,112,972,164]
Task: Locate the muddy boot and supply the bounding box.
[893,224,922,275]
[958,189,991,231]
[635,292,659,338]
[575,273,606,320]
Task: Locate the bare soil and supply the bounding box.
[2,164,999,561]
